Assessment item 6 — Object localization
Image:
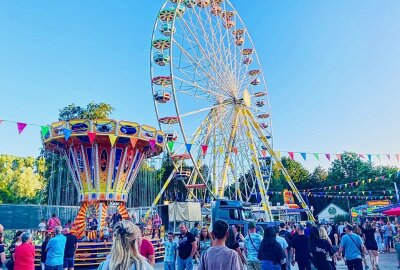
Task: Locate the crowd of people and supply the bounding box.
[1,217,400,270]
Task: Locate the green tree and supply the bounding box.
[58,102,114,121]
[0,155,46,204]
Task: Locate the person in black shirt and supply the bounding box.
[226,228,245,268]
[63,228,78,270]
[290,225,312,270]
[309,226,335,270]
[257,226,286,270]
[40,233,51,270]
[177,222,197,270]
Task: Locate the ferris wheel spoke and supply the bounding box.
[179,101,231,118]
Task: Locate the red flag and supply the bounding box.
[325,153,331,161]
[288,152,294,160]
[201,145,208,155]
[232,147,238,155]
[88,132,96,144]
[359,154,365,159]
[17,122,27,134]
[261,150,267,157]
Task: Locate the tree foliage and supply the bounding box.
[58,102,114,121]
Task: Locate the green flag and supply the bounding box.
[41,126,49,137]
[167,141,174,152]
[313,153,319,161]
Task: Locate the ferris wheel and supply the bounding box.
[150,0,313,221]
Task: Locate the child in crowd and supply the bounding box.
[159,232,177,270]
[395,236,400,269]
[38,219,47,240]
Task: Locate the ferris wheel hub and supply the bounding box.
[243,89,251,107]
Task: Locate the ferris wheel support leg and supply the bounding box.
[219,109,240,198]
[243,109,315,222]
[144,167,177,219]
[241,109,273,221]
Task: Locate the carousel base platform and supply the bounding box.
[34,238,165,268]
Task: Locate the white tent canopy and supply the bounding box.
[168,202,201,222]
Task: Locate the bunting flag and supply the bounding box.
[325,153,331,161]
[130,137,138,148]
[88,132,96,144]
[232,147,238,155]
[376,154,381,162]
[17,122,27,134]
[288,152,294,160]
[387,154,391,160]
[359,154,365,159]
[186,143,192,153]
[314,153,319,161]
[63,128,72,141]
[201,144,208,155]
[261,149,267,157]
[219,146,224,154]
[0,119,3,124]
[301,152,307,161]
[41,126,49,137]
[149,139,156,149]
[367,154,372,162]
[168,141,175,152]
[109,134,118,147]
[396,154,400,162]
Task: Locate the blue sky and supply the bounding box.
[0,1,399,170]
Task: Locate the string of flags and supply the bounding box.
[268,190,396,200]
[1,119,400,162]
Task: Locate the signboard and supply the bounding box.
[366,200,390,207]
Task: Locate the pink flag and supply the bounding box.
[288,152,294,160]
[261,150,267,157]
[325,153,331,161]
[17,122,27,134]
[396,154,400,162]
[201,145,208,155]
[232,147,238,155]
[149,139,156,149]
[88,132,96,144]
[0,119,3,124]
[359,154,365,159]
[336,154,342,160]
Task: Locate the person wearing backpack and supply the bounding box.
[337,225,367,270]
[278,223,292,270]
[244,222,263,270]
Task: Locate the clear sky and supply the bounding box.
[0,0,399,170]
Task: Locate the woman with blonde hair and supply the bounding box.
[98,220,153,270]
[319,226,336,270]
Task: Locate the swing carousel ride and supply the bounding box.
[43,119,165,239]
[150,0,314,221]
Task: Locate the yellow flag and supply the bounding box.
[219,146,224,154]
[368,179,372,183]
[109,134,118,147]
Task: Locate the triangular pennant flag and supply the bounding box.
[367,154,372,162]
[301,153,307,161]
[387,154,391,160]
[201,144,208,155]
[219,146,224,154]
[168,141,175,152]
[368,178,372,183]
[63,128,72,141]
[396,154,400,162]
[109,134,118,147]
[336,154,342,160]
[362,180,365,185]
[232,147,238,155]
[313,153,319,161]
[130,137,138,148]
[261,149,267,157]
[376,154,381,162]
[17,122,27,134]
[149,139,156,150]
[288,152,294,160]
[41,126,49,137]
[186,144,192,153]
[88,132,96,144]
[0,119,3,124]
[325,153,331,161]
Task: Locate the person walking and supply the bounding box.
[244,222,263,270]
[136,223,155,266]
[46,226,67,270]
[362,221,380,270]
[63,228,78,270]
[257,227,286,270]
[177,223,197,270]
[158,232,177,270]
[338,224,366,270]
[374,223,383,253]
[278,223,292,270]
[198,228,212,256]
[14,232,35,270]
[7,230,24,270]
[290,225,312,270]
[226,228,246,269]
[198,220,241,270]
[97,220,152,270]
[319,226,336,270]
[383,221,395,252]
[152,214,162,239]
[309,226,335,270]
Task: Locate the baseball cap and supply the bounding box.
[248,222,256,229]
